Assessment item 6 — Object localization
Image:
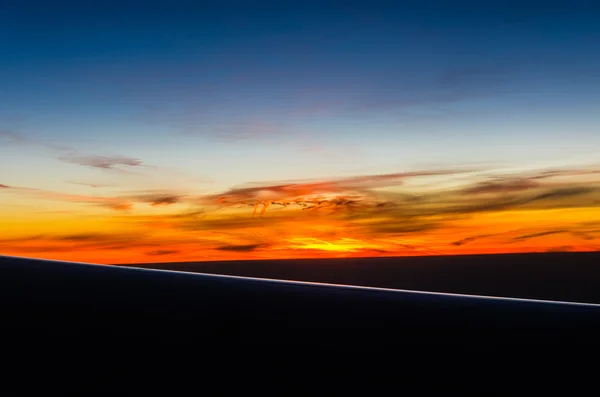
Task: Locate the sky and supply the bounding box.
[1,0,600,264]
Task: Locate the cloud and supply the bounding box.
[546,246,576,253]
[58,154,143,170]
[460,167,600,196]
[512,230,568,241]
[528,187,596,202]
[451,234,496,246]
[55,233,106,242]
[572,231,597,241]
[140,99,287,142]
[214,173,596,219]
[202,168,478,216]
[174,215,283,232]
[104,202,134,211]
[0,131,155,178]
[428,186,598,217]
[124,192,185,206]
[119,165,599,254]
[0,184,133,211]
[0,131,29,145]
[0,232,154,253]
[363,217,441,235]
[0,184,193,212]
[448,221,599,250]
[530,169,600,180]
[216,244,266,252]
[462,179,541,195]
[146,249,181,256]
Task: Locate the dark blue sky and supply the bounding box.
[1,0,599,192]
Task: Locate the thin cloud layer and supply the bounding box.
[0,184,133,211]
[0,131,163,178]
[0,185,188,212]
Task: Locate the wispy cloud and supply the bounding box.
[58,154,143,170]
[451,234,497,246]
[461,168,600,196]
[512,230,568,241]
[0,183,196,213]
[546,246,576,252]
[1,131,152,176]
[428,186,598,217]
[0,184,132,211]
[462,179,541,195]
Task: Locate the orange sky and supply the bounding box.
[1,166,599,264]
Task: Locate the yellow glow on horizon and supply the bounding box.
[285,237,377,252]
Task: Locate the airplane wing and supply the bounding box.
[1,254,599,394]
[2,254,599,347]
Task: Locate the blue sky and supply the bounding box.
[1,0,600,193]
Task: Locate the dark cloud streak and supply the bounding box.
[146,249,181,256]
[513,230,567,241]
[462,179,540,195]
[125,192,184,206]
[216,244,266,252]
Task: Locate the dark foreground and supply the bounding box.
[126,251,600,303]
[2,254,600,393]
[2,254,600,348]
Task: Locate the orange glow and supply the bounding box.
[1,167,599,264]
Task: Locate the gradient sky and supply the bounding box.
[1,1,600,263]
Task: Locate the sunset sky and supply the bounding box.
[1,1,600,264]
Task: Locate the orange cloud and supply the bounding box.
[202,169,478,217]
